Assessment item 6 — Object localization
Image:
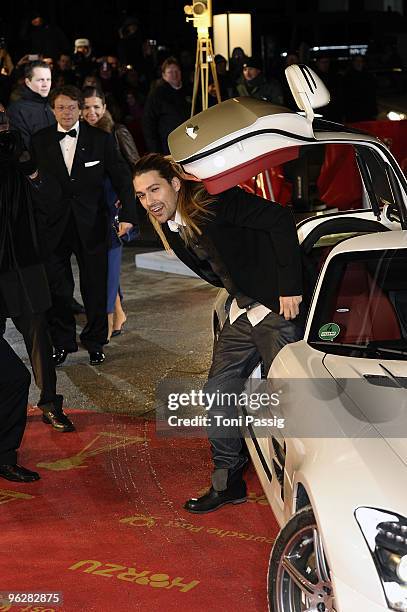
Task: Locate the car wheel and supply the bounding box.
[268,506,335,612]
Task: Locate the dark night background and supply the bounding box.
[1,0,407,62]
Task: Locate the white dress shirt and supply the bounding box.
[167,212,271,327]
[57,120,79,175]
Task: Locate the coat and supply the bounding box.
[31,122,138,253]
[7,86,56,148]
[0,130,51,316]
[142,80,191,154]
[236,74,284,105]
[114,123,139,172]
[162,187,302,314]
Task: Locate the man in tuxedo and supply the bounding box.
[134,154,303,513]
[31,85,137,366]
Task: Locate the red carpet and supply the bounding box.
[0,409,279,612]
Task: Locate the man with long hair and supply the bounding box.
[134,153,303,514]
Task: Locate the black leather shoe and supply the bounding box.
[42,408,75,432]
[53,348,69,367]
[53,347,78,366]
[0,464,40,482]
[89,351,105,365]
[184,479,247,514]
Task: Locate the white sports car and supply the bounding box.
[169,66,407,612]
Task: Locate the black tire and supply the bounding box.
[267,506,334,612]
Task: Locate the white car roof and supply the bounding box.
[326,228,407,260]
[314,129,382,145]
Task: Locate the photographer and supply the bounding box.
[72,38,97,85]
[0,104,75,433]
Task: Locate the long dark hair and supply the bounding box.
[133,153,216,250]
[82,86,106,104]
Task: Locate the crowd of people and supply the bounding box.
[0,9,386,159]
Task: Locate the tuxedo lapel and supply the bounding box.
[164,228,199,271]
[47,126,70,181]
[163,226,222,286]
[70,122,88,178]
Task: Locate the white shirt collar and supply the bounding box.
[167,209,186,232]
[57,120,80,134]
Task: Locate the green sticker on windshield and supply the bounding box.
[318,323,340,341]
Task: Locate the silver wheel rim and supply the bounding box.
[275,523,335,612]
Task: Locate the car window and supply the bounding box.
[277,143,365,212]
[257,142,367,213]
[256,142,401,217]
[355,145,398,211]
[308,249,407,360]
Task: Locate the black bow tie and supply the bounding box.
[58,129,77,140]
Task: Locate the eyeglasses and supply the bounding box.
[55,105,78,112]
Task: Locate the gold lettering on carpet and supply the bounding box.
[0,489,34,505]
[247,492,269,505]
[36,432,147,471]
[119,514,158,528]
[119,514,275,545]
[68,560,200,592]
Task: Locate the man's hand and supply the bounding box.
[279,295,302,320]
[19,150,38,177]
[118,222,133,237]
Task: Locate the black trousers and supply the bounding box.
[0,338,31,464]
[45,219,108,353]
[205,311,303,475]
[12,312,57,408]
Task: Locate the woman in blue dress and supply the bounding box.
[82,87,139,339]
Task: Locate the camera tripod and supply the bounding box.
[191,34,221,116]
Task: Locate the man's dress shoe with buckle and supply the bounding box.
[184,478,247,514]
[89,351,105,365]
[42,408,75,432]
[0,464,40,482]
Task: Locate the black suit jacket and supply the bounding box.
[163,187,302,314]
[31,122,137,251]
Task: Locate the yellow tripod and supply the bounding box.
[191,33,221,116]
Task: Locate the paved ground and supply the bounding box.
[4,246,218,416]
